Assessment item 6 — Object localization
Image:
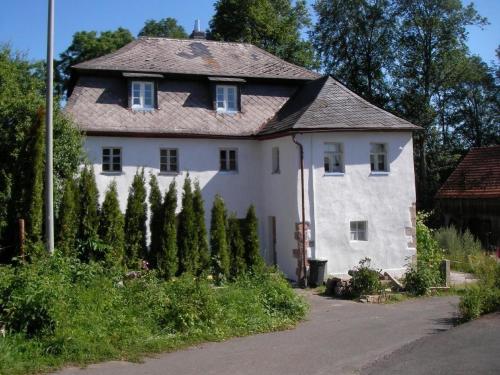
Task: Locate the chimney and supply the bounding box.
[190,19,206,39]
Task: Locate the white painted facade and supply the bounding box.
[85,131,416,280]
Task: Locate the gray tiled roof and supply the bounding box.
[73,37,319,80]
[258,76,419,135]
[65,75,297,136]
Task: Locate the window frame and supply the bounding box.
[102,147,122,174]
[159,148,179,174]
[131,81,154,110]
[324,142,345,174]
[215,85,238,113]
[350,221,368,242]
[271,146,280,174]
[219,148,238,173]
[370,143,389,173]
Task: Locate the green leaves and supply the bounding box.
[138,18,188,39]
[124,169,147,267]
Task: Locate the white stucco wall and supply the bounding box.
[296,132,417,277]
[84,132,416,280]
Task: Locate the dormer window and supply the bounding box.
[131,81,154,110]
[216,85,237,113]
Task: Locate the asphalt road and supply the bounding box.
[362,311,500,375]
[55,292,461,375]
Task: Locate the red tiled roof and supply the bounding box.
[436,145,500,199]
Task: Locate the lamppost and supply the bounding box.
[45,0,55,254]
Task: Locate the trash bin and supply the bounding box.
[308,259,328,287]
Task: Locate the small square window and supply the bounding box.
[220,148,238,172]
[272,147,280,174]
[350,221,367,241]
[131,81,154,110]
[370,143,388,172]
[324,143,344,173]
[215,85,238,113]
[102,148,121,172]
[160,149,178,173]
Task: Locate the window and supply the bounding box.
[220,149,237,172]
[131,81,154,110]
[324,143,344,173]
[102,148,121,172]
[370,143,388,172]
[350,221,367,241]
[272,147,280,174]
[216,85,237,113]
[160,149,178,173]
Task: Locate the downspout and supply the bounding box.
[292,134,308,288]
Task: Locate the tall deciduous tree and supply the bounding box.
[177,175,198,274]
[138,18,188,38]
[57,28,134,95]
[124,169,147,267]
[227,213,246,278]
[210,0,317,69]
[393,0,487,208]
[56,177,78,256]
[159,181,178,279]
[148,174,163,267]
[99,181,125,266]
[243,205,264,271]
[312,0,396,105]
[210,195,230,282]
[193,180,210,274]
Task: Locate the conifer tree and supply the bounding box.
[99,181,125,265]
[193,180,210,274]
[210,194,230,281]
[124,169,147,267]
[227,213,246,278]
[243,204,264,272]
[56,177,78,256]
[26,109,45,245]
[177,174,198,274]
[159,180,178,279]
[148,173,163,268]
[77,165,100,245]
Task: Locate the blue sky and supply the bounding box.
[1,0,498,65]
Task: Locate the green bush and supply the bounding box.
[349,258,382,297]
[434,226,482,272]
[415,212,444,286]
[0,256,306,374]
[403,266,435,296]
[460,285,500,321]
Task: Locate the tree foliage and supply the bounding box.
[0,46,82,261]
[56,178,78,256]
[77,165,100,258]
[57,28,134,95]
[138,18,188,38]
[210,0,317,69]
[99,181,125,265]
[124,169,147,267]
[177,175,198,274]
[159,181,178,279]
[193,180,210,274]
[227,213,246,278]
[210,195,230,282]
[148,174,163,268]
[243,205,264,271]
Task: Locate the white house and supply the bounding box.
[65,33,419,281]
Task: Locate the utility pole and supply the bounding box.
[45,0,55,254]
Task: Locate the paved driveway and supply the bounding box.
[55,292,460,375]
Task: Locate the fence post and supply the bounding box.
[18,218,25,262]
[440,259,450,287]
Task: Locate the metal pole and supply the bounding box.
[45,0,55,254]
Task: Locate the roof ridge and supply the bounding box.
[72,38,142,69]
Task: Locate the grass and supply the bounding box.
[0,256,308,375]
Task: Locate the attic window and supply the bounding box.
[216,85,237,113]
[131,81,154,110]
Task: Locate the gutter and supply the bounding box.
[292,134,308,288]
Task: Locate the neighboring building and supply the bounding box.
[65,31,419,280]
[436,145,500,250]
